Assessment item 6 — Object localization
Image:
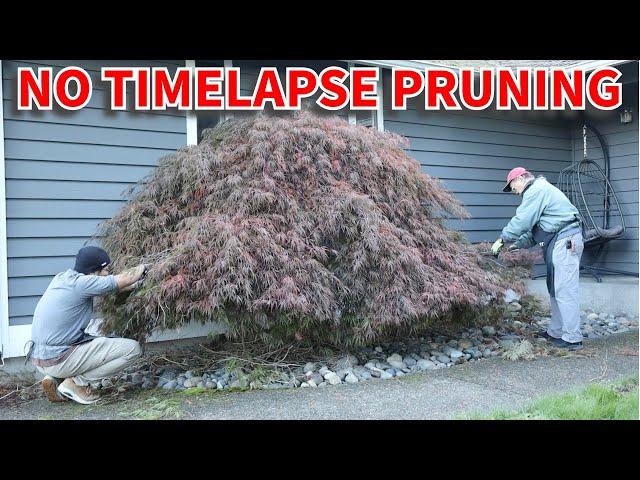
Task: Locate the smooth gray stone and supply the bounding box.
[417,359,436,370]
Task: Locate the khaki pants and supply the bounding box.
[35,337,142,387]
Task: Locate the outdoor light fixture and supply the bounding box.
[619,109,633,124]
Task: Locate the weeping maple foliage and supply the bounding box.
[97,112,529,346]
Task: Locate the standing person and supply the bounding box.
[491,167,584,350]
[27,246,147,404]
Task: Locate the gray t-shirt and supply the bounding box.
[30,269,118,360]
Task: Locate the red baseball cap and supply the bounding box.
[502,167,529,192]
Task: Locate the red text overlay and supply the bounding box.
[17,66,623,111]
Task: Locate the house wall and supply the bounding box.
[380,69,574,269]
[2,60,186,335]
[1,60,636,359]
[570,72,639,275]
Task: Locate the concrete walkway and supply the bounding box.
[1,331,637,420]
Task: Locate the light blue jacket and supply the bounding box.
[500,176,580,249]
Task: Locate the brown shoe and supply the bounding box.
[57,378,100,405]
[42,376,68,403]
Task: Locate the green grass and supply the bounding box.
[465,375,639,420]
[180,386,209,396]
[117,395,184,420]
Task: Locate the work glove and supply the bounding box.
[491,238,504,256]
[507,243,519,252]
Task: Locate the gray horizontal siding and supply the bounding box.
[383,79,573,245]
[388,121,570,149]
[9,296,41,317]
[406,136,569,161]
[568,74,638,275]
[3,99,186,132]
[2,61,184,118]
[4,120,185,149]
[9,256,76,278]
[410,151,571,172]
[7,199,125,219]
[4,139,177,166]
[5,160,155,182]
[3,86,182,123]
[9,276,55,297]
[386,107,571,138]
[3,60,187,326]
[8,219,103,237]
[9,237,94,257]
[6,180,135,200]
[9,316,33,326]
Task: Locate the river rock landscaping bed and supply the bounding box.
[92,294,638,395]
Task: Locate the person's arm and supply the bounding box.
[500,188,546,242]
[120,278,143,292]
[114,265,146,290]
[512,231,536,249]
[77,274,119,297]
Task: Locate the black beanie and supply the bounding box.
[74,246,111,274]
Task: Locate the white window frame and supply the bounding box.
[186,60,198,145]
[1,60,32,360]
[185,60,234,145]
[222,60,233,122]
[347,61,384,131]
[347,62,357,126]
[0,60,9,362]
[375,68,385,132]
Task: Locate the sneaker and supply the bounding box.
[550,337,584,350]
[42,375,68,403]
[57,378,100,404]
[536,330,559,341]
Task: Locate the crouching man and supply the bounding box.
[27,246,147,404]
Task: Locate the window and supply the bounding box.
[186,60,385,145]
[347,62,384,131]
[186,60,230,145]
[351,110,378,129]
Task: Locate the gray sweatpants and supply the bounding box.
[547,231,584,343]
[35,337,142,387]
